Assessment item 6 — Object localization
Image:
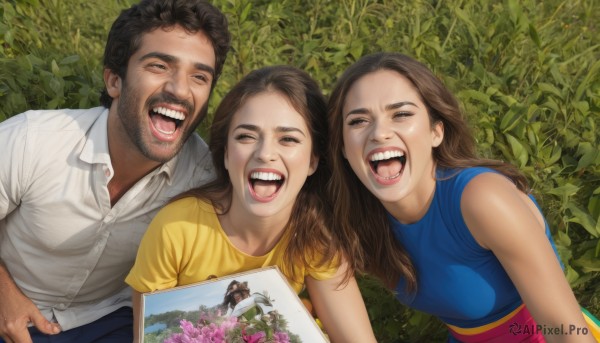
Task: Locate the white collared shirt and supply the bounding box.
[0,107,214,330]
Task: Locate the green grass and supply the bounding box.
[1,0,599,341]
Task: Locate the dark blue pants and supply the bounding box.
[1,307,133,343]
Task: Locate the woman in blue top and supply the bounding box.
[327,52,597,342]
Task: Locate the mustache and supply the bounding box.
[147,93,194,115]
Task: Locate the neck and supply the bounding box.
[384,166,437,225]
[218,202,290,256]
[106,110,161,206]
[107,157,160,206]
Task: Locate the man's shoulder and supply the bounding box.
[10,107,106,132]
[173,133,214,183]
[181,132,210,158]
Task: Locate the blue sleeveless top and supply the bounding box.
[391,167,560,328]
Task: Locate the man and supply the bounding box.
[0,0,230,342]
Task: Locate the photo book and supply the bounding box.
[139,266,328,343]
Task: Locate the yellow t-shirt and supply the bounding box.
[125,197,335,294]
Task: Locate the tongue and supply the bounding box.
[253,180,278,198]
[376,159,402,178]
[151,113,177,134]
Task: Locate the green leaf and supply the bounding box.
[349,40,364,60]
[537,82,563,99]
[49,77,62,94]
[505,134,528,167]
[4,29,14,45]
[575,59,600,101]
[525,104,539,121]
[59,55,80,65]
[457,89,493,106]
[573,250,600,272]
[240,2,252,22]
[576,142,599,171]
[565,265,579,284]
[557,230,571,247]
[528,23,541,48]
[500,109,521,132]
[572,101,589,116]
[2,3,16,21]
[51,59,60,76]
[453,7,477,33]
[547,144,562,166]
[588,195,600,220]
[547,183,580,197]
[566,203,598,238]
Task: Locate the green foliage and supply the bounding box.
[0,0,132,119]
[358,276,447,342]
[1,0,599,341]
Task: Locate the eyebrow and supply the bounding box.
[139,52,215,78]
[233,124,307,137]
[345,101,418,117]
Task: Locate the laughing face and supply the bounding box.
[105,25,215,163]
[342,69,443,213]
[224,91,317,220]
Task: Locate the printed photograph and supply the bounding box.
[140,267,327,343]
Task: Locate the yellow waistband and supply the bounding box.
[446,304,525,335]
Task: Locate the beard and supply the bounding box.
[116,80,209,163]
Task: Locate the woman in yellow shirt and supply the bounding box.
[126,65,376,342]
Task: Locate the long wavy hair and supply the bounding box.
[327,52,528,290]
[177,65,349,284]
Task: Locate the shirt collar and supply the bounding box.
[78,107,179,182]
[79,108,111,166]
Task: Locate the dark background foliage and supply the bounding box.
[1,0,598,341]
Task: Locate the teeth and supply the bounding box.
[250,172,282,181]
[153,106,185,121]
[370,150,404,162]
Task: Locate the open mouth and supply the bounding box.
[369,150,406,180]
[248,171,284,200]
[149,106,185,135]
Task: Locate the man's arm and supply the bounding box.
[0,260,61,343]
[0,115,61,342]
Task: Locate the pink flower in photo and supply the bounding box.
[164,319,227,343]
[160,305,295,343]
[242,328,266,343]
[273,331,291,343]
[220,316,238,331]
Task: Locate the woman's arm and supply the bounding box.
[305,261,377,343]
[461,172,594,343]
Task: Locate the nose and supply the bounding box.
[370,119,393,142]
[255,140,277,162]
[164,70,191,100]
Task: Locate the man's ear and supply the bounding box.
[308,155,319,176]
[432,121,444,148]
[103,68,122,98]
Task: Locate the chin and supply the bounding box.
[366,184,405,203]
[143,143,182,163]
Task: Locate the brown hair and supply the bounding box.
[221,280,250,310]
[100,0,230,108]
[177,65,349,284]
[327,52,529,290]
